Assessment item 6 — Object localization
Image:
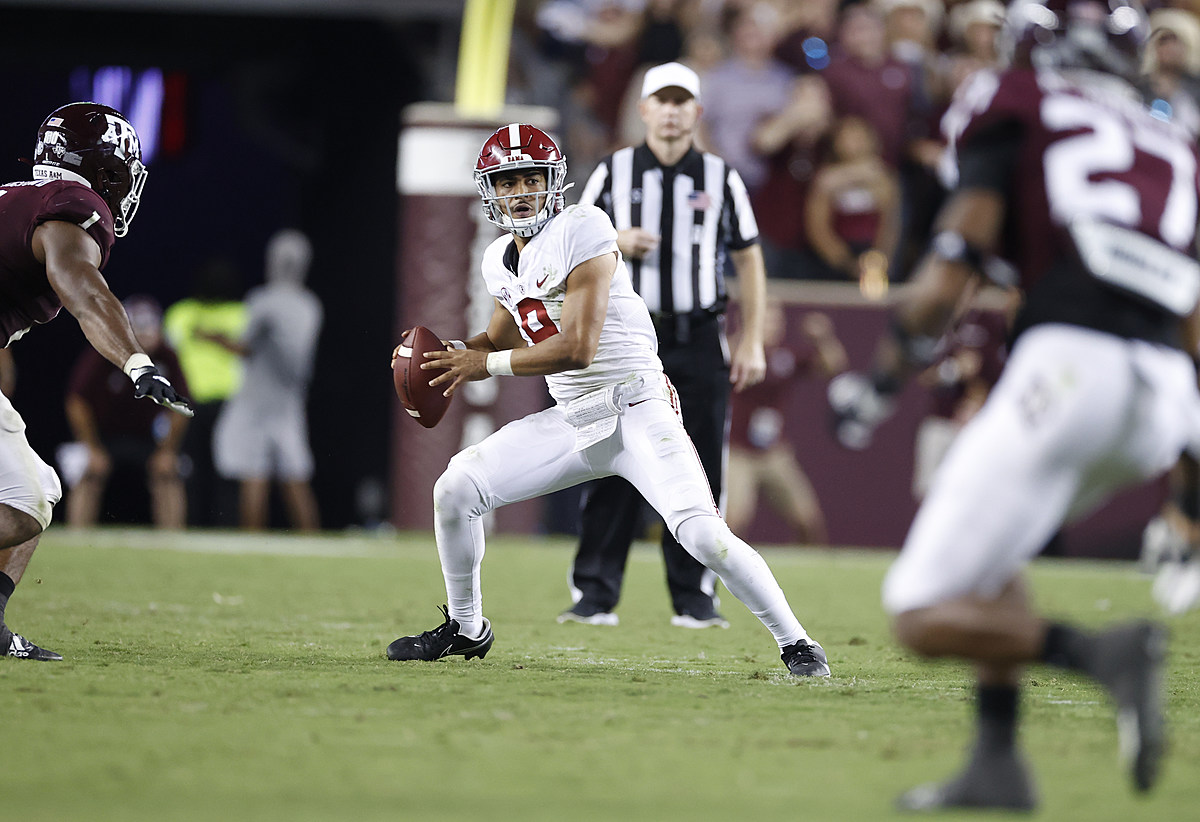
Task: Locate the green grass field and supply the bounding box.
[5,528,1199,821]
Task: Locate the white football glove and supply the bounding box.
[1153,554,1200,615]
[827,372,896,450]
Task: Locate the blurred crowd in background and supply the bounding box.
[509,0,1200,290]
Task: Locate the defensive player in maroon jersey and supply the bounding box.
[0,103,192,661]
[829,0,1194,811]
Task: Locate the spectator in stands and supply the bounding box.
[822,0,935,278]
[1140,7,1200,138]
[63,296,189,528]
[163,258,246,528]
[726,303,846,545]
[774,0,840,74]
[875,0,946,110]
[821,2,916,170]
[804,115,901,283]
[700,1,796,195]
[750,73,834,279]
[944,0,1006,94]
[209,229,323,532]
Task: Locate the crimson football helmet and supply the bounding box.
[474,123,567,238]
[1003,0,1149,79]
[32,102,147,237]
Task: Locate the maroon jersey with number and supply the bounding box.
[942,67,1200,347]
[0,178,115,346]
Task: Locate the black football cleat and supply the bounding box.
[781,637,830,677]
[5,632,63,661]
[1087,621,1168,792]
[896,751,1038,813]
[387,605,494,662]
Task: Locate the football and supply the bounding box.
[393,325,453,428]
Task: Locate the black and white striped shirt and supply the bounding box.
[578,145,759,315]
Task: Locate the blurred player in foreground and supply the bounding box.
[386,123,829,677]
[829,0,1193,810]
[0,103,192,660]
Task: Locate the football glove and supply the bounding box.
[827,371,896,451]
[133,367,194,417]
[1153,552,1200,615]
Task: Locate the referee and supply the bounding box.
[558,61,768,628]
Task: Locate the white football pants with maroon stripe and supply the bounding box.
[432,379,809,647]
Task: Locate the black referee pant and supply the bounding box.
[570,313,729,617]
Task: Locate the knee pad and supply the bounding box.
[433,463,490,522]
[676,515,730,567]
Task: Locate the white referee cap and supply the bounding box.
[641,62,701,102]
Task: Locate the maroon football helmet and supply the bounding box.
[1003,0,1149,79]
[474,123,568,238]
[32,102,147,237]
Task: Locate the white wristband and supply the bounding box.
[122,353,154,381]
[485,349,514,376]
[447,340,467,350]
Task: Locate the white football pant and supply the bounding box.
[433,382,808,647]
[884,323,1200,614]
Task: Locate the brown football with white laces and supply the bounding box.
[393,326,452,428]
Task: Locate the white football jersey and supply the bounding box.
[481,203,661,404]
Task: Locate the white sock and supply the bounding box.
[434,467,489,643]
[455,618,485,639]
[676,516,810,647]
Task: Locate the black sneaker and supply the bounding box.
[1087,621,1168,792]
[5,633,62,661]
[386,606,494,661]
[781,638,830,677]
[557,601,619,626]
[897,750,1037,812]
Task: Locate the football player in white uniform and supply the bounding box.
[828,0,1195,811]
[387,124,829,677]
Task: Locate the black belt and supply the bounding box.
[650,308,721,345]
